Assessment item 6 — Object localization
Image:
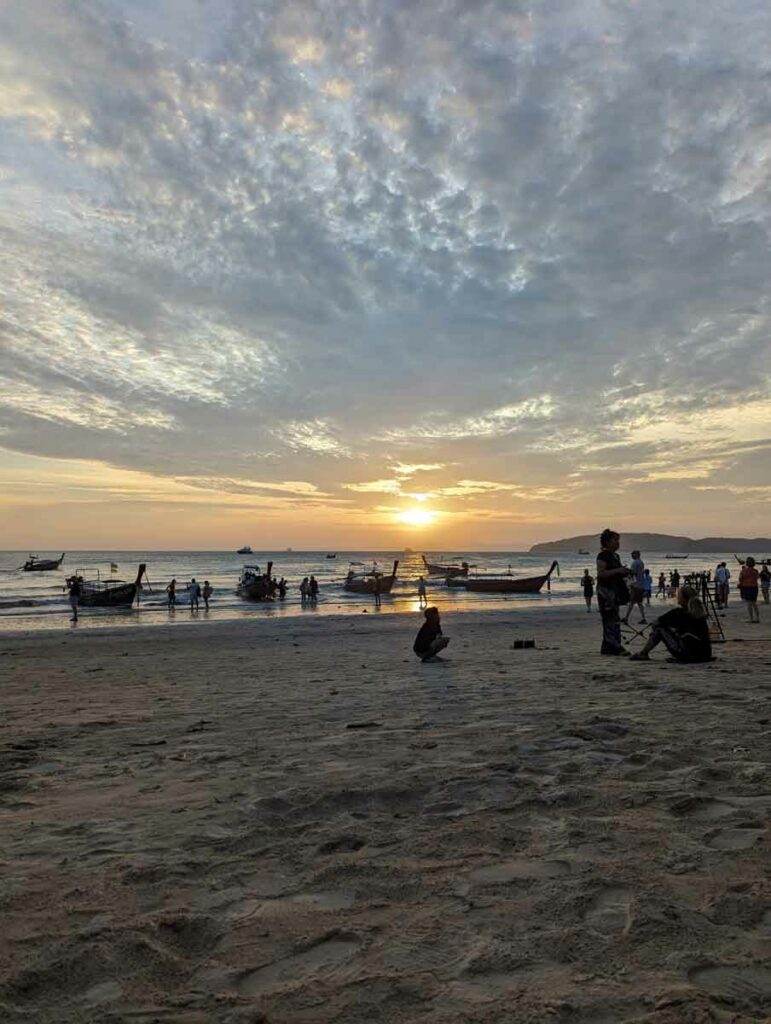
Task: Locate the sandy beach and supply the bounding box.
[2,603,771,1023]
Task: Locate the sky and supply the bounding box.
[1,0,770,550]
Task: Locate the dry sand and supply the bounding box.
[1,603,770,1023]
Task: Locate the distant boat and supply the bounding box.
[326,553,337,559]
[22,553,65,572]
[237,561,276,601]
[404,547,415,554]
[237,546,253,554]
[66,564,147,607]
[447,561,559,594]
[665,554,689,559]
[577,549,590,555]
[344,560,399,595]
[422,555,469,578]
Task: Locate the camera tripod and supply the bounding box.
[683,571,726,644]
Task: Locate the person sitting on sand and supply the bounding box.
[738,557,760,623]
[413,606,450,661]
[630,585,712,663]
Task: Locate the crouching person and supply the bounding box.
[414,606,450,661]
[630,586,712,664]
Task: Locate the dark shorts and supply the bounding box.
[629,585,645,601]
[741,587,759,602]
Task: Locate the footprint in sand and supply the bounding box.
[670,796,736,821]
[708,828,766,851]
[585,887,634,936]
[238,933,361,994]
[689,964,771,1004]
[467,859,572,884]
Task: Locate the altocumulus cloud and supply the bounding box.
[0,0,770,535]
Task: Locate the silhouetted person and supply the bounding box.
[167,578,177,610]
[631,586,712,663]
[581,569,594,612]
[278,577,287,600]
[643,568,652,606]
[202,580,213,611]
[309,575,319,604]
[760,564,770,605]
[417,575,427,607]
[596,529,630,656]
[189,578,201,611]
[67,576,81,622]
[739,557,760,623]
[623,550,646,625]
[300,577,309,605]
[374,573,382,608]
[657,572,667,598]
[413,606,450,661]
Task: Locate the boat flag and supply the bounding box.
[110,562,118,572]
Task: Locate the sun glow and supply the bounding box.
[398,506,436,527]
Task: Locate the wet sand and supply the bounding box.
[1,604,770,1023]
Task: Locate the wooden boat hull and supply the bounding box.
[70,563,146,607]
[237,561,276,601]
[422,556,468,578]
[23,554,65,572]
[447,561,559,594]
[344,560,399,594]
[79,583,138,607]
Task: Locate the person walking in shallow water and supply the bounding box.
[189,578,201,611]
[596,529,631,656]
[202,580,213,611]
[374,573,382,608]
[166,578,177,611]
[581,569,594,612]
[417,575,427,607]
[67,575,81,623]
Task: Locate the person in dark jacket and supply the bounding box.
[413,606,450,661]
[630,586,712,663]
[596,529,631,655]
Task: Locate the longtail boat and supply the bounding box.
[446,560,559,594]
[237,560,277,601]
[344,560,399,595]
[422,555,469,578]
[23,553,65,572]
[66,563,148,607]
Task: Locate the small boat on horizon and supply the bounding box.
[22,553,65,572]
[577,549,590,555]
[343,560,399,595]
[66,564,148,607]
[665,554,689,559]
[326,553,337,559]
[237,545,253,555]
[447,560,559,594]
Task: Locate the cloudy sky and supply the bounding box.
[1,0,770,549]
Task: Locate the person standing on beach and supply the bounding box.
[413,606,450,661]
[581,569,594,612]
[738,557,760,623]
[189,578,201,611]
[643,568,652,607]
[300,577,309,605]
[670,569,681,598]
[417,575,427,607]
[596,529,631,656]
[166,578,177,610]
[309,575,319,605]
[623,550,647,625]
[202,580,213,611]
[657,572,667,598]
[759,564,770,605]
[374,573,382,608]
[67,575,81,623]
[278,577,287,600]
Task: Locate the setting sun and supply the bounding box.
[398,506,436,527]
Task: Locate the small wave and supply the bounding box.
[0,599,43,609]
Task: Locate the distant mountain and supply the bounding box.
[529,533,771,554]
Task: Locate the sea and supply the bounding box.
[0,549,737,633]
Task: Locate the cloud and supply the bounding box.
[1,0,771,543]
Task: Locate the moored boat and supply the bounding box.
[665,554,689,559]
[344,560,399,594]
[23,553,65,572]
[422,555,469,578]
[66,564,148,607]
[237,561,277,601]
[446,560,559,594]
